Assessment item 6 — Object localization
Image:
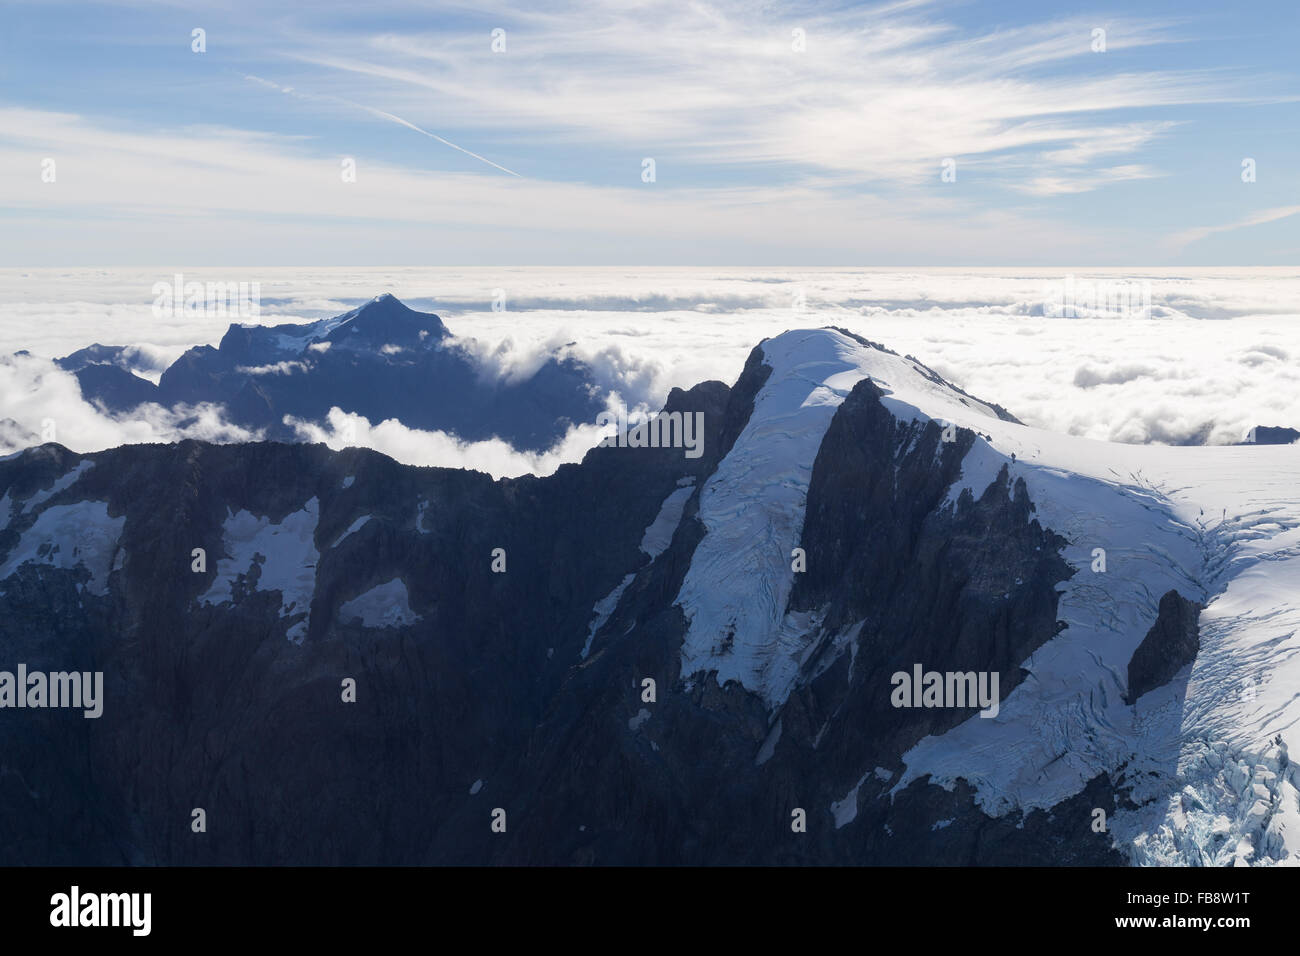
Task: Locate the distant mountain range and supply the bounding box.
[3,321,1299,865]
[52,294,606,452]
[33,293,1296,455]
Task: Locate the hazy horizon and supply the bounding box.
[3,264,1297,475]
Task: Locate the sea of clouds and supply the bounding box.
[1,267,1297,476]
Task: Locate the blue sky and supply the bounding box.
[0,0,1296,265]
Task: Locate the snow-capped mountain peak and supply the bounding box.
[51,293,605,453]
[675,327,1016,706]
[663,325,1300,865]
[321,292,449,351]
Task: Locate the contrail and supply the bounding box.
[241,73,522,178]
[349,103,522,178]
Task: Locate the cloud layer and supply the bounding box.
[1,267,1297,471]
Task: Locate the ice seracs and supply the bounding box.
[877,380,1300,865]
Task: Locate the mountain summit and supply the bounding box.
[55,294,604,452]
[322,293,450,349]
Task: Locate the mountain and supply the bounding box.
[2,326,1299,865]
[54,294,606,452]
[1243,425,1300,446]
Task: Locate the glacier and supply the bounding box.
[673,326,1300,864]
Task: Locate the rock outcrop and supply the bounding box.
[1125,589,1202,704]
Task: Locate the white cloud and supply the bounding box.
[0,106,1125,265]
[284,8,1210,186]
[0,351,261,456]
[1010,164,1160,197]
[1167,205,1300,252]
[284,406,609,479]
[236,361,309,375]
[4,267,1299,467]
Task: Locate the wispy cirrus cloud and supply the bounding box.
[1167,205,1300,252]
[282,9,1209,186]
[0,106,1130,264]
[1010,164,1161,197]
[1,0,1296,263]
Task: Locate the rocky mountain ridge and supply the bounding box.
[3,325,1295,865]
[52,294,606,452]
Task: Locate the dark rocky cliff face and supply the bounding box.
[0,338,1122,865]
[785,375,1077,800]
[1125,590,1202,705]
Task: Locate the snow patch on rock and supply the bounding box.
[200,497,320,642]
[331,515,371,548]
[580,480,702,660]
[581,573,633,660]
[0,499,123,595]
[337,577,417,629]
[18,460,94,514]
[640,482,693,559]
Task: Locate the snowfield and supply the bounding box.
[0,499,124,597]
[0,459,123,599]
[898,411,1300,866]
[199,497,321,644]
[671,327,1300,865]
